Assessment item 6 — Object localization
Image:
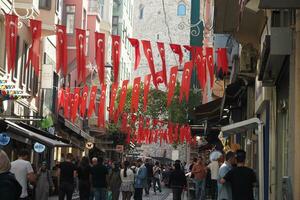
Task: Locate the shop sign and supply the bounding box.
[34,142,46,153]
[0,133,10,146]
[85,142,94,149]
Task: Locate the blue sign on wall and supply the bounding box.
[0,133,10,146]
[33,142,46,153]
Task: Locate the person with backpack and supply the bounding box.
[35,161,55,200]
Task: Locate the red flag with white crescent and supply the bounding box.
[217,48,228,75]
[155,70,165,86]
[112,35,121,83]
[98,84,107,128]
[137,116,144,144]
[95,32,106,85]
[142,40,157,88]
[76,29,86,83]
[143,74,151,112]
[56,25,67,77]
[109,83,118,121]
[128,38,141,70]
[117,80,129,115]
[170,43,183,65]
[5,14,18,74]
[80,85,89,117]
[131,77,141,113]
[121,113,128,133]
[206,47,215,87]
[167,66,178,107]
[194,47,206,90]
[64,88,70,118]
[71,87,80,122]
[179,61,193,103]
[157,42,167,86]
[27,19,42,76]
[131,113,137,126]
[87,86,98,118]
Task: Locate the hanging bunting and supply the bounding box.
[179,61,193,103]
[206,47,215,87]
[167,122,173,144]
[80,85,89,117]
[167,66,178,107]
[128,38,141,70]
[143,74,151,112]
[142,40,157,88]
[144,118,151,144]
[64,88,70,118]
[56,25,67,77]
[217,48,229,75]
[194,47,206,90]
[71,87,80,122]
[95,32,105,85]
[131,77,141,113]
[76,29,86,83]
[155,70,165,86]
[109,83,118,121]
[112,35,121,83]
[121,113,128,132]
[87,86,98,117]
[27,19,42,76]
[137,116,144,144]
[98,84,107,128]
[118,80,129,114]
[170,43,183,65]
[5,14,18,74]
[131,113,137,126]
[157,42,167,86]
[173,124,179,143]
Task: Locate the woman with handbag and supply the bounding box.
[120,161,135,200]
[35,161,55,200]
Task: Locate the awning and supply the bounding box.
[5,120,71,147]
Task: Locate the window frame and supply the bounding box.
[66,5,76,34]
[12,36,20,82]
[39,0,52,10]
[177,3,187,16]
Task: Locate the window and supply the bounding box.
[66,5,75,34]
[177,3,186,16]
[39,0,51,10]
[13,36,20,81]
[139,4,144,19]
[56,0,60,12]
[112,16,119,35]
[86,30,90,55]
[26,65,32,93]
[21,43,28,87]
[100,0,104,19]
[83,9,86,29]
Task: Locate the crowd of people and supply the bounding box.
[0,147,257,200]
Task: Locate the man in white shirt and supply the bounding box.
[10,149,36,200]
[208,159,220,200]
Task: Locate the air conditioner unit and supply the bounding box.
[258,27,292,86]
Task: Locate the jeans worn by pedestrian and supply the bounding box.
[92,187,107,200]
[153,177,162,193]
[194,179,205,200]
[59,182,74,200]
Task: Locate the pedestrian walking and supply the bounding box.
[192,157,207,200]
[152,161,162,194]
[134,158,147,200]
[108,162,122,200]
[208,159,220,199]
[0,149,22,200]
[90,157,109,200]
[218,151,235,200]
[120,161,135,200]
[220,149,257,200]
[169,160,187,200]
[77,156,91,200]
[57,153,77,200]
[144,159,153,195]
[10,149,36,200]
[35,161,55,200]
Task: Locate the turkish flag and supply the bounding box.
[56,25,67,77]
[142,40,157,88]
[71,87,80,122]
[128,38,141,70]
[109,83,118,121]
[217,48,228,75]
[131,113,137,126]
[87,86,98,118]
[76,29,86,83]
[98,84,107,128]
[64,88,70,118]
[179,61,193,103]
[157,42,167,86]
[131,77,141,113]
[57,88,64,112]
[27,19,42,76]
[170,44,183,65]
[195,47,206,90]
[5,14,18,74]
[121,113,128,132]
[206,47,215,87]
[80,85,89,117]
[117,80,129,115]
[112,35,121,83]
[155,70,165,86]
[143,74,151,112]
[137,116,144,144]
[167,66,178,107]
[95,32,105,85]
